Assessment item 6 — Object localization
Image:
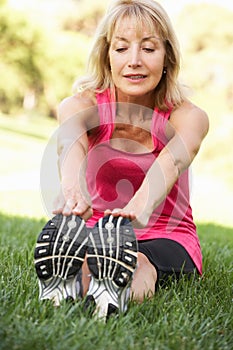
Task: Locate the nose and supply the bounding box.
[128,47,142,68]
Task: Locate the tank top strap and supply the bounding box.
[88,89,115,148]
[96,89,116,125]
[151,106,173,149]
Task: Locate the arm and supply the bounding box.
[108,102,209,227]
[53,94,96,220]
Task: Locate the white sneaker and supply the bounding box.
[86,215,138,320]
[34,214,88,305]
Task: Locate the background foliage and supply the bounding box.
[0,0,233,225]
[0,0,91,116]
[1,0,232,117]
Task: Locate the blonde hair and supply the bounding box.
[74,0,185,110]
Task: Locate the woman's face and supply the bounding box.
[109,17,166,102]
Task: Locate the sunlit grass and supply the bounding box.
[0,214,232,350]
[0,114,55,218]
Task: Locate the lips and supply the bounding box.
[124,74,147,80]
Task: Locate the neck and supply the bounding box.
[115,89,156,110]
[116,101,154,125]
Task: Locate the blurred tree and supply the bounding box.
[40,31,90,117]
[0,1,90,116]
[177,4,233,53]
[1,1,232,118]
[0,3,46,113]
[176,3,233,188]
[177,3,233,112]
[61,0,107,34]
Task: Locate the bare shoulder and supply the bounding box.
[169,100,209,138]
[58,90,97,125]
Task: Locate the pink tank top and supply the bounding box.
[86,89,202,274]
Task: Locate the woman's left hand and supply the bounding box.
[104,203,151,229]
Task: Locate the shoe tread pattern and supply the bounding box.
[87,216,138,288]
[34,214,88,280]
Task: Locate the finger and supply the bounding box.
[52,208,63,215]
[111,208,122,217]
[72,204,86,215]
[115,210,136,221]
[80,207,93,221]
[72,206,93,221]
[104,209,112,216]
[72,198,90,215]
[127,211,137,221]
[62,198,76,216]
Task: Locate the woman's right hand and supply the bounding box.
[52,183,93,221]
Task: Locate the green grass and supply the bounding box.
[0,113,56,175]
[0,213,232,350]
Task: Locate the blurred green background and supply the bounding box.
[0,0,232,227]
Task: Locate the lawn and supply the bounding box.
[0,113,232,350]
[0,214,232,350]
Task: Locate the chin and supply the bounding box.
[117,87,154,99]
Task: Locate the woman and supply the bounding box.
[35,0,209,320]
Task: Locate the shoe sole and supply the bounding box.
[34,214,88,303]
[86,215,138,319]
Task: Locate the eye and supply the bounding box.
[115,48,127,52]
[142,48,155,53]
